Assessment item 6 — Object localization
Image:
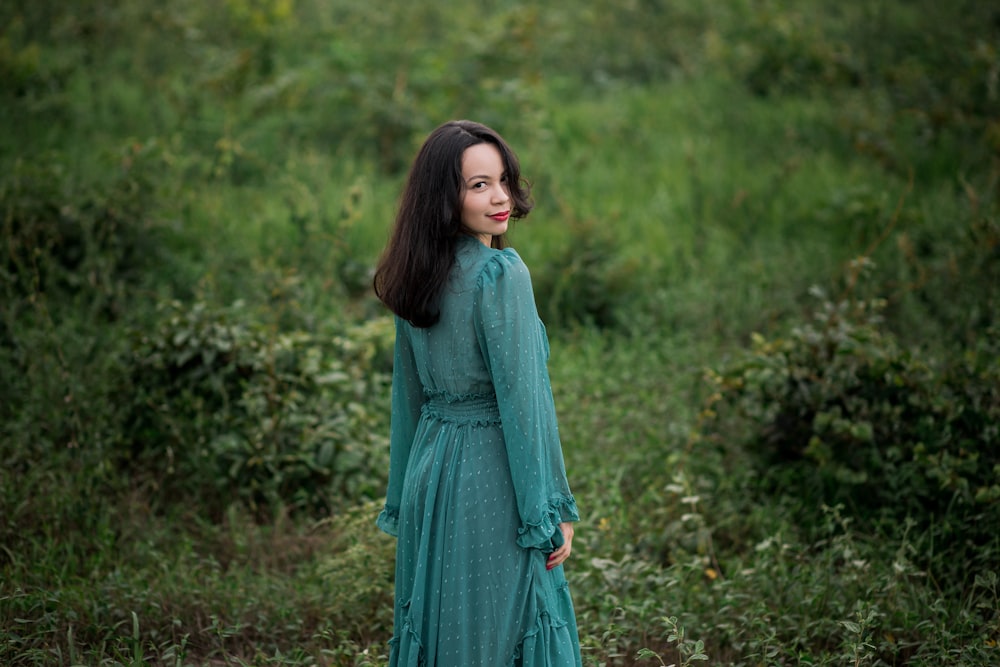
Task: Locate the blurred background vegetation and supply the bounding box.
[1,0,998,665]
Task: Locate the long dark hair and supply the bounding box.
[373,120,533,327]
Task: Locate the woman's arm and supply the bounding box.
[376,319,424,536]
[474,250,579,552]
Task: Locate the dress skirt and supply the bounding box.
[382,393,581,667]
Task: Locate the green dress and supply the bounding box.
[377,234,582,667]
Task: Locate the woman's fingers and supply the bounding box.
[546,546,568,569]
[547,522,575,569]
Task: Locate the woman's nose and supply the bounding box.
[492,184,510,203]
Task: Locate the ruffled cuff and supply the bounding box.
[515,495,580,550]
[376,503,400,537]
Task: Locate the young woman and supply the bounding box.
[374,120,582,667]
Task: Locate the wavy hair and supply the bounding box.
[373,120,533,327]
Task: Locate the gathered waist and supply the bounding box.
[421,391,501,426]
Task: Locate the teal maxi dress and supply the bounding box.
[376,234,582,667]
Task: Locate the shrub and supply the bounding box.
[730,6,859,97]
[317,500,397,645]
[0,144,172,321]
[530,217,636,329]
[126,300,393,517]
[702,284,1000,586]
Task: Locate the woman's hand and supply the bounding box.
[546,522,575,570]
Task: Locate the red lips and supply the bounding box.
[489,211,510,222]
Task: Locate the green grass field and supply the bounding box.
[2,1,998,665]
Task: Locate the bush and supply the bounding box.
[126,299,393,517]
[702,283,1000,586]
[530,217,636,329]
[0,144,172,321]
[317,500,397,645]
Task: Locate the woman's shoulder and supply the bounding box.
[456,236,528,282]
[471,244,530,287]
[476,251,537,310]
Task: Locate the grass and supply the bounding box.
[2,500,395,665]
[3,0,998,664]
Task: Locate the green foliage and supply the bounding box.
[1,143,172,316]
[127,300,393,517]
[317,501,397,643]
[0,504,391,665]
[723,0,1000,130]
[531,217,637,329]
[637,616,708,667]
[704,283,1000,585]
[3,0,999,664]
[730,4,861,97]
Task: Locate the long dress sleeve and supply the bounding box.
[474,250,579,551]
[376,317,425,536]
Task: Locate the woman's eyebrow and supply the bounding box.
[464,171,507,183]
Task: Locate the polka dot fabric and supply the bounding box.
[377,235,582,667]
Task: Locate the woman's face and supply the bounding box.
[460,142,511,246]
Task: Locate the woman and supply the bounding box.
[374,120,582,667]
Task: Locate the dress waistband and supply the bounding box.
[421,392,501,426]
